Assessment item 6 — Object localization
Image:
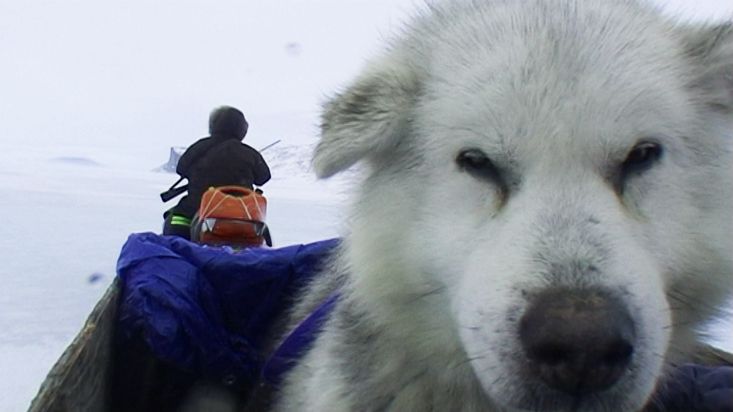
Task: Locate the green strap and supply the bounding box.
[170,215,192,226]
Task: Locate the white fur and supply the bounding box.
[274,0,733,410]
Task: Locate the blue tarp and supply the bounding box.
[648,364,733,412]
[116,232,339,385]
[115,233,732,410]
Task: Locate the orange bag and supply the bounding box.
[192,186,269,247]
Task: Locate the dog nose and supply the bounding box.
[519,288,635,395]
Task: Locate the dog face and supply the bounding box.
[314,1,732,410]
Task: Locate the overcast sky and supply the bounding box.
[1,0,731,158]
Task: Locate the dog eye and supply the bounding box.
[456,149,502,183]
[621,141,663,176]
[615,140,664,193]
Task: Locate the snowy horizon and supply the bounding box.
[1,1,732,410]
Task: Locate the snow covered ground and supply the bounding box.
[0,141,356,410]
[1,0,732,410]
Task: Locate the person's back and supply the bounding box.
[163,106,271,239]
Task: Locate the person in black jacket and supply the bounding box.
[163,106,271,239]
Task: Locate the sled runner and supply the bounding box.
[190,186,272,248]
[28,233,733,411]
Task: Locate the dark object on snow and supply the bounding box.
[87,272,104,284]
[28,233,733,411]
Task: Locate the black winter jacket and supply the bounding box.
[173,135,271,218]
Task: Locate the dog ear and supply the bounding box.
[313,57,419,178]
[683,23,733,112]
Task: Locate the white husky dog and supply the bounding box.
[273,0,733,410]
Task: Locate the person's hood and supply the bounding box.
[209,106,248,140]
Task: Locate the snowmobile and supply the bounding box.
[161,179,272,248]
